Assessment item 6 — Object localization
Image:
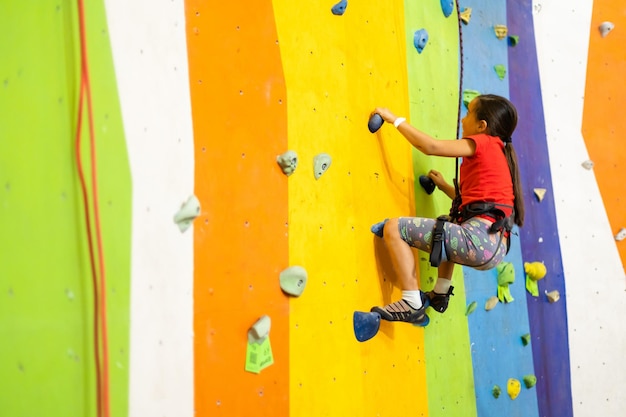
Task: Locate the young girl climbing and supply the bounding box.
[369,94,525,325]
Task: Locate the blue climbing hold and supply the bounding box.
[413,29,429,54]
[368,113,384,133]
[331,0,347,15]
[353,311,381,342]
[371,219,388,237]
[440,0,454,17]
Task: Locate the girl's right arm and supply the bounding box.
[428,169,456,199]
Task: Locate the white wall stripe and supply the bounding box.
[103,1,195,416]
[533,1,626,415]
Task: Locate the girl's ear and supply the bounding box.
[477,119,488,133]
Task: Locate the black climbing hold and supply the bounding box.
[419,175,436,194]
[331,0,347,15]
[368,113,384,133]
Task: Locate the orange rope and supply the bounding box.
[75,1,110,416]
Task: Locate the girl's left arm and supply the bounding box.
[373,107,476,158]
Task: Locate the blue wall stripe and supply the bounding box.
[507,1,573,416]
[458,0,539,416]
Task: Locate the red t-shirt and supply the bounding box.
[459,134,514,217]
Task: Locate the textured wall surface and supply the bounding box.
[2,1,626,417]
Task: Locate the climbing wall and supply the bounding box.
[103,0,196,415]
[273,1,428,416]
[3,1,626,417]
[186,0,290,415]
[0,1,132,416]
[533,0,626,415]
[583,1,626,271]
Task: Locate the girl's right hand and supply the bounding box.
[373,107,398,124]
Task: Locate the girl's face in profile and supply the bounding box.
[461,99,486,137]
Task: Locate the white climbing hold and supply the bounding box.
[248,315,271,344]
[485,296,499,311]
[545,290,560,303]
[581,160,594,170]
[313,153,332,180]
[615,228,626,241]
[599,21,614,38]
[279,266,308,296]
[173,195,201,233]
[533,188,547,202]
[277,150,298,176]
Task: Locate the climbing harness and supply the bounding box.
[429,201,515,268]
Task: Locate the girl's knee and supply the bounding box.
[383,218,401,241]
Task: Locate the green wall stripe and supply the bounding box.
[0,2,131,416]
[403,2,478,416]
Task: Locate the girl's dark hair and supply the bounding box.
[474,94,525,227]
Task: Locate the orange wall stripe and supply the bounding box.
[185,1,289,415]
[582,1,626,272]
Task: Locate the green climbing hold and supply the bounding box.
[523,374,537,389]
[463,90,481,108]
[492,385,501,399]
[508,35,520,46]
[496,262,515,303]
[494,64,506,80]
[521,333,531,346]
[465,301,477,316]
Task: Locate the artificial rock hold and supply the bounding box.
[485,296,499,311]
[525,261,546,297]
[248,315,271,344]
[173,195,201,233]
[460,7,472,24]
[599,21,614,37]
[545,289,560,303]
[279,266,308,297]
[533,188,547,202]
[523,374,537,389]
[368,113,384,133]
[277,150,298,176]
[494,24,508,40]
[440,0,454,18]
[331,0,347,15]
[466,301,477,316]
[463,89,481,108]
[507,378,521,400]
[313,153,332,179]
[413,29,429,54]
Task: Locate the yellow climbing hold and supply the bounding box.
[494,24,508,40]
[460,7,472,24]
[525,261,546,297]
[507,378,521,399]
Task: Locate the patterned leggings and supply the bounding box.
[396,216,507,270]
